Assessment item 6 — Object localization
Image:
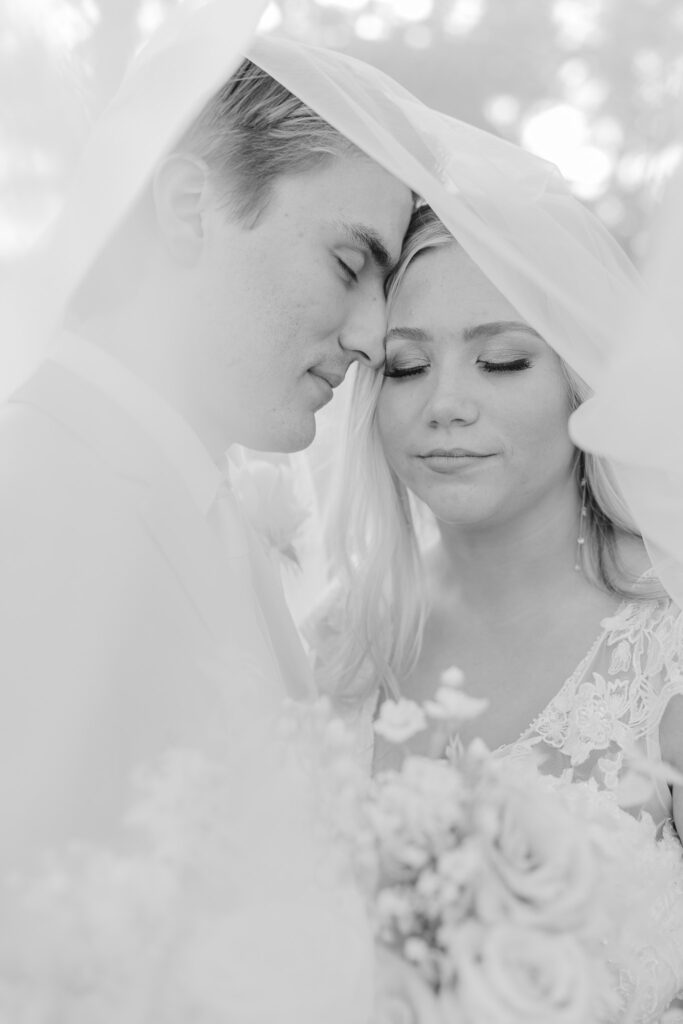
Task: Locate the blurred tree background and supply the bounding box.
[1,0,682,269]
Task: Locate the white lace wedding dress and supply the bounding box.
[307,588,683,1023]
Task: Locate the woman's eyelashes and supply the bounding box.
[383,361,428,379]
[383,355,532,379]
[479,357,532,373]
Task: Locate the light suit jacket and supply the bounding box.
[0,358,313,864]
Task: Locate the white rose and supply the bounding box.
[454,923,596,1024]
[474,781,598,930]
[424,686,489,723]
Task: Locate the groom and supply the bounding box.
[0,50,412,858]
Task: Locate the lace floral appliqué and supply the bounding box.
[513,598,683,815]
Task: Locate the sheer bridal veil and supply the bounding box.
[7,0,675,604]
[4,0,683,685]
[3,0,683,1018]
[5,0,683,776]
[248,33,683,611]
[570,159,683,614]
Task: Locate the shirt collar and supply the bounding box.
[48,331,223,515]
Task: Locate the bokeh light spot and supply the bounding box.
[355,14,388,40]
[259,2,283,31]
[553,0,602,48]
[522,103,612,198]
[445,0,484,35]
[483,94,520,128]
[314,0,368,10]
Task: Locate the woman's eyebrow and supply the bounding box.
[385,326,431,343]
[385,321,543,345]
[463,320,544,342]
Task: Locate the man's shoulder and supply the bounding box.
[0,391,79,447]
[0,396,143,567]
[0,355,154,489]
[0,395,106,496]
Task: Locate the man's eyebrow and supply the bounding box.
[342,224,393,272]
[463,321,544,342]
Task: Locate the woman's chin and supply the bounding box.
[418,493,501,529]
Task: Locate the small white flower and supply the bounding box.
[424,687,489,723]
[404,936,431,967]
[377,887,416,928]
[437,844,480,887]
[400,844,430,871]
[440,666,466,689]
[374,700,428,744]
[597,752,623,791]
[467,737,491,759]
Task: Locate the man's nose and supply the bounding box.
[339,285,386,369]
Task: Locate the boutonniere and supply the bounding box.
[231,458,310,568]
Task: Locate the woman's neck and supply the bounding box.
[429,484,584,618]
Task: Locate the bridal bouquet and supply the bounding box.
[2,677,680,1024]
[287,673,683,1024]
[363,741,620,1024]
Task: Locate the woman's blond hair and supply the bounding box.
[323,205,661,699]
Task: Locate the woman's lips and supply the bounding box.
[418,451,494,472]
[421,448,489,458]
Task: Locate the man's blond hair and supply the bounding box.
[180,58,358,224]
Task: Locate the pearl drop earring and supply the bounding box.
[574,474,588,573]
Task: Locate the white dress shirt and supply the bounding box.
[48,331,314,700]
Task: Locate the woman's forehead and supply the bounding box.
[390,245,526,330]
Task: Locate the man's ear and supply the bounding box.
[152,152,211,264]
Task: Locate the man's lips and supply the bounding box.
[309,369,346,389]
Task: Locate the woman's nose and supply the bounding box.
[426,375,479,427]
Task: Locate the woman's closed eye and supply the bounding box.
[383,361,429,379]
[383,353,532,379]
[479,357,531,373]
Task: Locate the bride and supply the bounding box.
[312,203,683,829]
[308,215,683,1022]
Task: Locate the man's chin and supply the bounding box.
[239,416,317,455]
